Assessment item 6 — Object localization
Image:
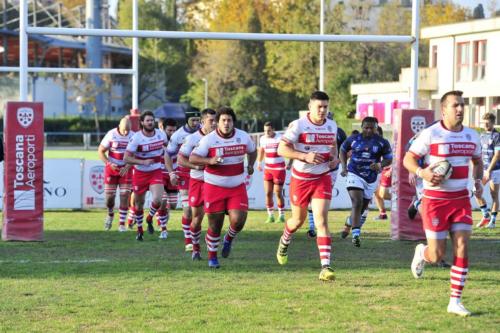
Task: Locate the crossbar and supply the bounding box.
[27,27,414,43]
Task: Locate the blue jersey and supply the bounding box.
[341,133,392,183]
[480,129,500,171]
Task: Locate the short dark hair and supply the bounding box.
[263,121,273,128]
[200,108,216,119]
[362,116,378,127]
[440,90,463,106]
[161,118,177,128]
[483,112,496,123]
[140,110,155,122]
[310,91,329,101]
[216,106,237,123]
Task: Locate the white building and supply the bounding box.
[351,17,500,127]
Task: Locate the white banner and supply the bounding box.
[0,159,82,209]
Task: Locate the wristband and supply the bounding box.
[415,167,422,178]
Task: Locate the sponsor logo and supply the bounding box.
[431,217,439,227]
[89,166,105,194]
[438,143,476,156]
[17,107,34,128]
[410,116,426,134]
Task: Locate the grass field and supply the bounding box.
[44,149,100,160]
[0,210,498,332]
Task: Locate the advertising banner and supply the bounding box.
[2,102,44,241]
[391,109,434,240]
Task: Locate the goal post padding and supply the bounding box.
[391,108,434,241]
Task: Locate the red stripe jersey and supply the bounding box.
[179,129,206,181]
[259,133,285,170]
[126,129,168,172]
[409,121,481,198]
[192,128,256,188]
[99,128,135,166]
[282,113,338,180]
[167,126,196,173]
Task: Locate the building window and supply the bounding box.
[431,45,438,68]
[457,42,470,81]
[473,40,486,81]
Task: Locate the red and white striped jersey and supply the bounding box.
[126,129,168,172]
[167,125,197,173]
[282,113,337,180]
[409,121,481,199]
[179,129,206,181]
[100,128,135,166]
[192,128,256,188]
[259,133,285,170]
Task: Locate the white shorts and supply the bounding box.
[346,172,377,200]
[331,169,339,185]
[487,169,500,185]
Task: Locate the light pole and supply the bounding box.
[319,0,324,91]
[202,78,208,109]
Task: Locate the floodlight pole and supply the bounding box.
[19,0,28,101]
[319,0,325,91]
[132,0,139,110]
[410,0,420,108]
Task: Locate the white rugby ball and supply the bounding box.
[431,160,453,180]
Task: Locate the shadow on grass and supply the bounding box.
[0,229,499,279]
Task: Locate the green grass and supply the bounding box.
[44,149,100,160]
[0,210,498,332]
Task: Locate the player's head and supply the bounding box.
[118,116,131,135]
[482,112,496,132]
[161,118,177,139]
[361,116,378,137]
[140,110,155,132]
[186,110,201,129]
[440,90,464,127]
[216,106,236,135]
[200,108,216,133]
[308,91,329,122]
[263,121,274,137]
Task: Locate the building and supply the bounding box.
[351,17,500,127]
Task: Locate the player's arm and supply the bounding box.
[98,145,110,165]
[178,153,203,171]
[403,152,443,186]
[339,140,350,176]
[277,140,324,164]
[246,149,258,175]
[189,153,219,166]
[471,157,484,197]
[256,146,265,171]
[328,144,339,169]
[485,150,500,180]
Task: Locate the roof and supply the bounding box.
[421,17,500,39]
[153,103,189,120]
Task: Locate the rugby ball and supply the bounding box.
[431,160,453,180]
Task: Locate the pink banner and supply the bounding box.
[2,102,44,241]
[391,109,434,240]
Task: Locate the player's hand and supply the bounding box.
[119,165,130,177]
[328,157,339,170]
[421,165,444,186]
[170,173,178,186]
[369,162,381,172]
[257,163,263,172]
[408,172,417,187]
[484,170,491,182]
[108,162,119,171]
[304,152,325,165]
[474,179,483,197]
[208,156,222,165]
[340,168,348,177]
[247,165,254,175]
[142,159,154,166]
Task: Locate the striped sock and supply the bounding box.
[317,236,332,267]
[167,193,178,207]
[182,216,192,245]
[224,225,238,243]
[118,207,127,226]
[414,198,422,211]
[190,225,202,253]
[480,204,490,218]
[450,257,469,300]
[360,210,368,227]
[308,209,315,231]
[107,207,114,218]
[136,210,144,234]
[491,212,497,224]
[352,227,361,238]
[205,229,220,260]
[127,206,136,226]
[278,205,285,217]
[147,202,160,223]
[267,206,274,217]
[281,223,295,245]
[158,210,168,231]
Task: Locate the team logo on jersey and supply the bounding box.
[216,148,224,156]
[327,126,332,132]
[466,134,471,141]
[236,138,241,143]
[89,166,105,194]
[431,217,439,227]
[372,146,379,153]
[410,116,426,134]
[17,107,34,128]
